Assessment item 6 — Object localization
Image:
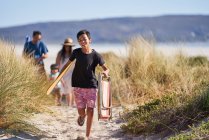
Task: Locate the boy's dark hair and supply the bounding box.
[50,64,59,70]
[77,29,91,39]
[33,31,42,37]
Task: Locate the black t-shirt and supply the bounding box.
[69,48,105,88]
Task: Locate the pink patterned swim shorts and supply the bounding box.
[73,87,97,108]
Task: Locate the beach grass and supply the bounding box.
[0,40,51,132]
[1,37,209,139]
[169,121,209,140]
[102,37,209,137]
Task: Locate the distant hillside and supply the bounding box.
[0,15,209,44]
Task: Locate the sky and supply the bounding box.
[0,0,209,28]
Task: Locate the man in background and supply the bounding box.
[23,31,48,76]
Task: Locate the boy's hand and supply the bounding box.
[102,70,109,78]
[101,64,109,78]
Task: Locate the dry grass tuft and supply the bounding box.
[102,37,209,135]
[0,40,51,132]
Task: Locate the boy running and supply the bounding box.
[61,30,109,139]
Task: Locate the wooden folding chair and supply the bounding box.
[97,73,112,121]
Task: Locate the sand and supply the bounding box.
[0,105,134,140]
[30,106,127,140]
[0,104,170,140]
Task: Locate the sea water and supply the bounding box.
[15,42,209,73]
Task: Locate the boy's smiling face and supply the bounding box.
[78,34,91,48]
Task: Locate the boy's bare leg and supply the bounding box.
[86,107,94,138]
[78,108,86,118]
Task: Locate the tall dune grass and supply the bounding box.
[0,40,50,132]
[102,37,209,135]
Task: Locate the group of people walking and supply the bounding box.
[22,29,109,139]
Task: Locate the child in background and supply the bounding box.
[49,64,64,106]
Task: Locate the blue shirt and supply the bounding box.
[23,41,48,64]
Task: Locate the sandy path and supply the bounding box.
[0,104,171,140]
[30,105,127,140]
[0,105,134,140]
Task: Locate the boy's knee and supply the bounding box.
[87,107,94,112]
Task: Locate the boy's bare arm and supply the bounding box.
[101,64,109,77]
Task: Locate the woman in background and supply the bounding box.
[56,38,75,106]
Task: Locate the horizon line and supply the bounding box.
[1,14,209,29]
